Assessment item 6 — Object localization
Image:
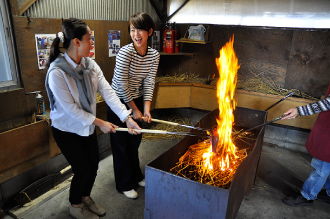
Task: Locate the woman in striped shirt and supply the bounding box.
[107,12,160,199]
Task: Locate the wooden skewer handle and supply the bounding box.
[142,117,179,126]
[151,118,179,126]
[115,127,168,134]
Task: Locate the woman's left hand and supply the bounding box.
[93,118,118,133]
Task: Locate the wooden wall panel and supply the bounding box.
[0,120,49,173]
[285,31,330,98]
[0,88,30,132]
[233,27,292,89]
[154,83,191,108]
[13,17,62,115]
[191,83,217,111]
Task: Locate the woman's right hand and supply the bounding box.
[132,109,143,121]
[125,117,142,135]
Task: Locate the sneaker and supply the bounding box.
[82,197,106,217]
[138,179,145,187]
[317,189,330,204]
[282,194,313,207]
[123,189,138,199]
[70,203,99,219]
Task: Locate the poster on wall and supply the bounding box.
[89,30,95,59]
[35,34,56,69]
[152,31,160,51]
[108,30,121,57]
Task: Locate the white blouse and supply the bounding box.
[48,52,130,136]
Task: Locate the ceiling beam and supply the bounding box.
[18,0,36,15]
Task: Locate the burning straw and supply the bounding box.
[170,137,249,188]
[171,36,247,189]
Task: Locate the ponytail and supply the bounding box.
[47,37,61,69]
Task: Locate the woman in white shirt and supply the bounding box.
[45,18,141,219]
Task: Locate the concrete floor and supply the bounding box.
[3,137,330,219]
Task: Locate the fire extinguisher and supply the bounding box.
[164,24,175,54]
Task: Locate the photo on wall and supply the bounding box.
[152,31,160,51]
[89,30,95,59]
[35,34,56,69]
[108,30,121,57]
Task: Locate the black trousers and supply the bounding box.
[107,96,144,192]
[52,127,99,205]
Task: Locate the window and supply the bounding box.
[0,0,20,91]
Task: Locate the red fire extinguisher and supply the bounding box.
[165,28,175,53]
[163,23,179,53]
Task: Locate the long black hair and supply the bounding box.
[128,12,155,40]
[47,18,88,67]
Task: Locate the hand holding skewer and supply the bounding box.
[281,108,298,120]
[125,116,141,134]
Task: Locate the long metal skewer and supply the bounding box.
[143,117,209,131]
[265,92,294,111]
[233,114,287,136]
[115,127,210,138]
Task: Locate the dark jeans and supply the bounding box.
[52,127,99,205]
[107,97,144,192]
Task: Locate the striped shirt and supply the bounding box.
[111,43,160,103]
[297,94,330,116]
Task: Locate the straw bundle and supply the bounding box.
[142,117,193,141]
[156,72,207,84]
[236,70,319,101]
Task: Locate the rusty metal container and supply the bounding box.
[145,107,267,219]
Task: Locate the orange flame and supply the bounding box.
[203,36,240,172]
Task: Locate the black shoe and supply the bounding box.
[317,190,330,204]
[282,194,313,206]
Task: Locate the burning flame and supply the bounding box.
[203,36,240,172]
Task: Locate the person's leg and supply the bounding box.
[52,127,95,205]
[81,131,99,197]
[316,160,330,203]
[52,127,100,218]
[127,97,144,184]
[107,106,135,192]
[324,170,330,195]
[128,131,144,184]
[301,157,330,200]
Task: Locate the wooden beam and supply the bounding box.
[18,0,36,15]
[149,0,165,21]
[8,0,19,16]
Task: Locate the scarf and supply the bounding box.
[45,54,95,114]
